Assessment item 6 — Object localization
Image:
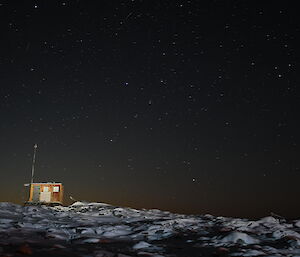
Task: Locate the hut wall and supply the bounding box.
[28,183,63,204]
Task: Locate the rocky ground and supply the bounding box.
[0,202,299,257]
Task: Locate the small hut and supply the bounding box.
[27,182,64,205]
[24,144,64,205]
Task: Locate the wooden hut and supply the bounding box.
[27,182,64,205]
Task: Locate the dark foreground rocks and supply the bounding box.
[0,202,299,257]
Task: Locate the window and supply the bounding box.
[43,186,49,192]
[53,186,60,192]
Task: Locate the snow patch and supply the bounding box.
[221,232,260,245]
[133,241,152,249]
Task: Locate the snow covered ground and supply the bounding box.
[0,202,299,257]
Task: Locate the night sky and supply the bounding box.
[0,1,299,219]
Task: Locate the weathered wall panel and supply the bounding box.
[28,183,63,205]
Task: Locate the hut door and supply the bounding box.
[32,185,40,202]
[40,192,51,202]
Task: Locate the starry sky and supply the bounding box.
[0,1,299,219]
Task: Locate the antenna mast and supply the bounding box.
[31,144,38,184]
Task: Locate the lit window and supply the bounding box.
[53,186,60,192]
[43,186,49,192]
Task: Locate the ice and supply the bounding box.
[259,216,279,224]
[133,241,152,249]
[132,241,162,252]
[101,225,132,237]
[80,227,96,235]
[82,238,100,243]
[230,253,245,256]
[0,218,14,224]
[242,249,266,256]
[272,229,300,239]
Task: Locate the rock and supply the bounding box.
[117,254,133,257]
[272,229,300,240]
[217,247,229,253]
[94,250,115,257]
[220,227,232,232]
[99,239,113,243]
[1,202,300,257]
[53,244,66,249]
[283,235,300,247]
[17,244,33,255]
[215,247,230,256]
